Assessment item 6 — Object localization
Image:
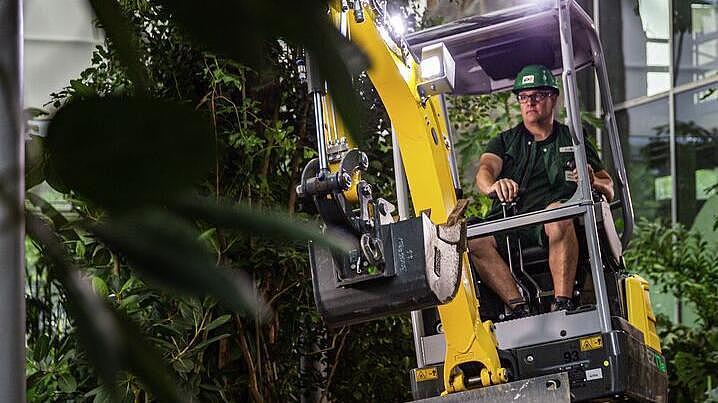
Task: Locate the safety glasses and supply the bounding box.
[516,91,554,104]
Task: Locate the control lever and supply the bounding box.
[564,159,603,201]
[487,188,536,313]
[564,159,576,181]
[487,187,525,205]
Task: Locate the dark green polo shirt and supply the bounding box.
[485,121,604,217]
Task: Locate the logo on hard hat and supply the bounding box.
[522,75,535,85]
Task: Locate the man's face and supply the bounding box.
[517,89,557,125]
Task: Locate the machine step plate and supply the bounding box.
[413,372,570,403]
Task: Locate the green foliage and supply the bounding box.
[626,219,718,326]
[26,333,87,402]
[625,219,718,402]
[329,317,417,401]
[47,97,215,209]
[26,1,416,402]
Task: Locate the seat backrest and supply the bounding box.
[599,199,623,263]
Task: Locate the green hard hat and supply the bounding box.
[512,65,559,93]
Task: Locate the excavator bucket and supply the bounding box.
[309,212,464,329]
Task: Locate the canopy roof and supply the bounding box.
[405,1,596,95]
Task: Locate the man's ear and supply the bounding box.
[550,94,560,108]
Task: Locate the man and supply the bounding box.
[469,64,614,315]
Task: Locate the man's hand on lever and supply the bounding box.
[569,164,615,202]
[487,178,519,203]
[568,163,595,184]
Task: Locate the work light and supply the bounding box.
[417,42,455,96]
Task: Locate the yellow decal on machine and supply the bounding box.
[415,367,439,382]
[580,335,603,351]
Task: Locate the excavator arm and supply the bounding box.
[344,5,507,392]
[300,1,507,393]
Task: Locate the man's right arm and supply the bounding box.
[476,153,519,202]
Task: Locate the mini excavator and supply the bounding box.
[297,1,669,401]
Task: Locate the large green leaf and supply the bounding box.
[26,192,71,230]
[46,97,214,210]
[151,0,368,142]
[90,209,269,318]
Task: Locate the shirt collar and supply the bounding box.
[518,121,559,144]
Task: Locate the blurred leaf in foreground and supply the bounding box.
[172,197,354,254]
[46,97,214,210]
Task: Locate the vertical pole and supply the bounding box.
[557,0,612,334]
[667,0,682,325]
[668,0,678,227]
[589,31,635,246]
[0,0,26,402]
[593,0,602,151]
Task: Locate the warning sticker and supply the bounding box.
[586,368,603,381]
[415,367,439,382]
[580,335,603,351]
[565,171,577,182]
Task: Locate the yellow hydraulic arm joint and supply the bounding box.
[333,3,507,393]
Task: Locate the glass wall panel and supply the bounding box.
[614,99,675,323]
[674,1,718,86]
[614,98,671,222]
[675,85,718,241]
[601,0,670,103]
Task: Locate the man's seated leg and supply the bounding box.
[468,236,526,313]
[544,201,579,310]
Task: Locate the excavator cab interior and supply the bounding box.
[474,192,626,322]
[302,1,668,401]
